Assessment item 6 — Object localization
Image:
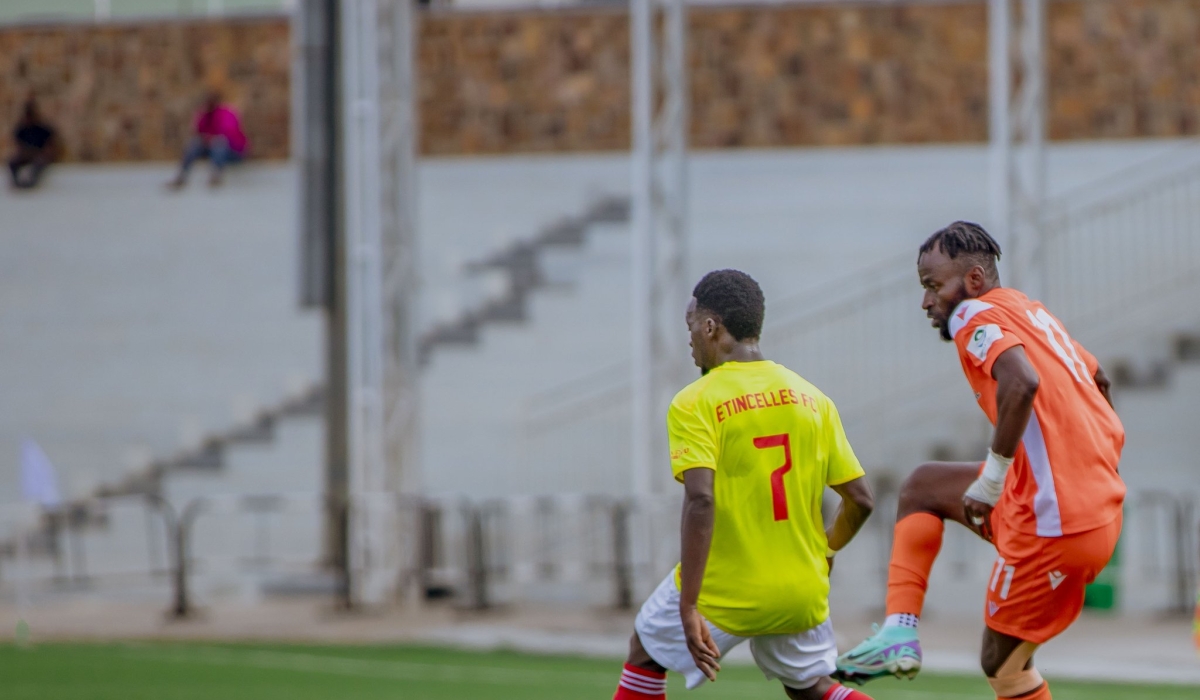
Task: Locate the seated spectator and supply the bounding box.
[9,98,60,190]
[167,91,249,189]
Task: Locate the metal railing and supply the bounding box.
[0,493,346,617]
[417,493,679,610]
[1041,151,1200,344]
[1134,491,1199,615]
[1,491,672,615]
[8,486,1193,616]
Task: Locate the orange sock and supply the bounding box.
[885,513,945,617]
[999,681,1051,699]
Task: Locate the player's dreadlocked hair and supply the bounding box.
[919,221,1002,277]
[692,269,765,341]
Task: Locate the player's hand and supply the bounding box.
[680,605,721,682]
[963,496,995,542]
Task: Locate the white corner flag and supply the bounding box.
[21,438,61,509]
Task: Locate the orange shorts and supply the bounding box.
[983,509,1121,644]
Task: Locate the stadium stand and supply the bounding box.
[2,141,1198,615]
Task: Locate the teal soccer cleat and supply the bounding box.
[834,624,923,684]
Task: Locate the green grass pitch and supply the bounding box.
[1,642,1195,699]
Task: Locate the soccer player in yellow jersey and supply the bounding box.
[612,270,877,700]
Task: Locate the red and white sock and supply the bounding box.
[823,682,874,700]
[613,663,667,699]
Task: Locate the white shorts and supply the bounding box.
[634,572,838,690]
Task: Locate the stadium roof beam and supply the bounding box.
[990,0,1047,298]
[631,0,690,497]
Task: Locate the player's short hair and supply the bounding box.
[693,269,765,341]
[919,221,1002,277]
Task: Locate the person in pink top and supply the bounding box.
[168,91,249,189]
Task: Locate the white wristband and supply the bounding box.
[964,450,1013,506]
[981,450,1014,483]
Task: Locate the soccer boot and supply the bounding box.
[834,623,922,684]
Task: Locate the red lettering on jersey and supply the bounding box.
[716,388,815,422]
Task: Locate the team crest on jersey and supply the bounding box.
[967,324,1004,362]
[949,299,995,338]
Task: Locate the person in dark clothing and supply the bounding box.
[9,99,59,190]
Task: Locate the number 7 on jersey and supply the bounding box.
[753,434,792,521]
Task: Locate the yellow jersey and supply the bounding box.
[669,360,864,636]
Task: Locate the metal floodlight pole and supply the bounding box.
[341,0,392,606]
[657,0,689,423]
[378,0,422,605]
[989,0,1047,298]
[988,0,1012,281]
[1016,0,1047,299]
[295,0,348,577]
[336,0,419,607]
[630,0,688,499]
[630,0,655,500]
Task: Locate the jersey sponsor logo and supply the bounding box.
[967,324,1004,362]
[714,388,816,423]
[948,299,995,338]
[670,447,690,461]
[1048,570,1066,590]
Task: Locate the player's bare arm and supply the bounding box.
[679,466,721,682]
[963,345,1040,541]
[826,476,875,570]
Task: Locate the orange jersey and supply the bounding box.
[950,287,1125,537]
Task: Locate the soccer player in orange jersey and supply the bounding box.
[612,270,877,700]
[835,222,1126,700]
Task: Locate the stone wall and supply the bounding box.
[1049,0,1200,138]
[0,16,290,162]
[420,0,1200,154]
[419,8,632,155]
[2,0,1199,161]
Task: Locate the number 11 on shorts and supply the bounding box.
[990,557,1015,600]
[754,434,792,521]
